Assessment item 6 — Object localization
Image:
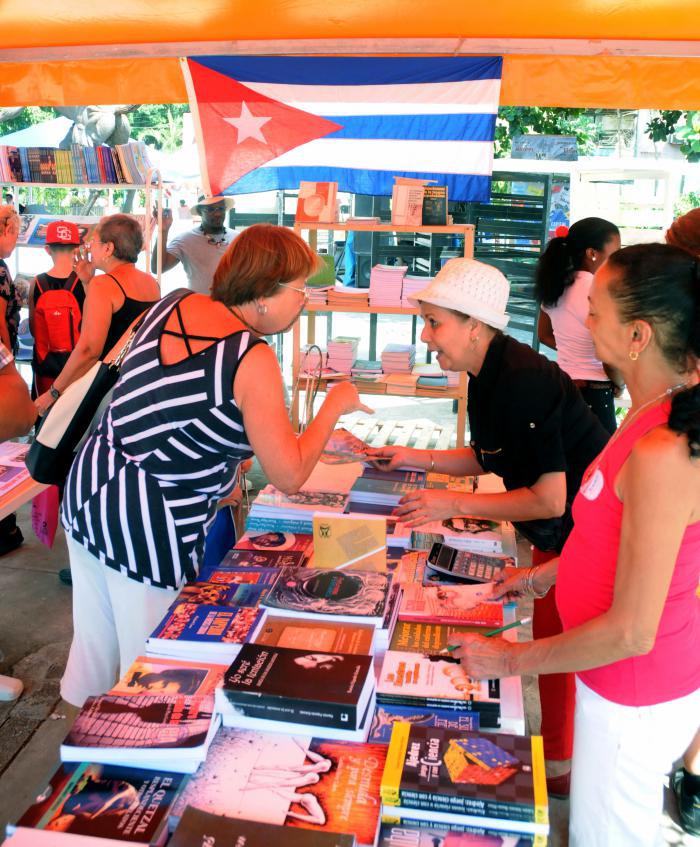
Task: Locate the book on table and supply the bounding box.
[218,643,376,733]
[234,530,315,556]
[111,655,225,699]
[368,703,480,744]
[377,819,546,847]
[398,582,503,628]
[410,518,507,554]
[312,512,387,571]
[253,614,376,655]
[170,807,356,847]
[60,693,221,774]
[213,547,308,571]
[376,650,502,727]
[380,723,548,836]
[9,762,184,845]
[170,728,387,847]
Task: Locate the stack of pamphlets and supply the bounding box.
[381,343,416,374]
[348,475,424,509]
[369,264,407,307]
[401,274,430,307]
[308,286,331,306]
[245,485,347,535]
[380,724,549,837]
[216,643,376,742]
[445,370,461,387]
[327,336,361,373]
[327,284,369,308]
[300,345,327,374]
[351,358,382,379]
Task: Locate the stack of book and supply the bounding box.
[348,475,424,510]
[410,517,508,555]
[369,264,407,307]
[215,642,376,742]
[381,343,416,374]
[0,141,156,184]
[308,286,331,306]
[245,485,348,536]
[401,274,429,307]
[327,336,361,374]
[351,358,382,379]
[327,284,370,308]
[445,370,461,387]
[380,724,549,839]
[300,345,327,374]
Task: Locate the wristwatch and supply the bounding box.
[49,384,61,401]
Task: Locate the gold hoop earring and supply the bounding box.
[629,349,639,361]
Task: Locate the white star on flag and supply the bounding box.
[224,102,272,144]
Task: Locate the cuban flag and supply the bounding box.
[182,56,502,202]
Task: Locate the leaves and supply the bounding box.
[645,110,700,162]
[495,107,600,157]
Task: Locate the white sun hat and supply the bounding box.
[408,257,511,330]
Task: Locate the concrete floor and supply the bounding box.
[0,398,696,845]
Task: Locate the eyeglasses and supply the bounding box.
[278,282,309,301]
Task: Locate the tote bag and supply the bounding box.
[26,322,140,486]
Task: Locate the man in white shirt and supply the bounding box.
[151,195,236,295]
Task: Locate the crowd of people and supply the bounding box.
[0,195,698,845]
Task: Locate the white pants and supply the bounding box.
[61,536,177,707]
[570,676,700,847]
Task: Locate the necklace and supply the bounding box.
[582,379,689,485]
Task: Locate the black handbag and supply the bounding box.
[26,323,140,486]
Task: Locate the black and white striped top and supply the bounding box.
[62,290,263,589]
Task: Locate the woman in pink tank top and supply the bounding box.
[452,243,700,846]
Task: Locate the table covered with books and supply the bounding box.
[0,441,46,522]
[3,429,548,847]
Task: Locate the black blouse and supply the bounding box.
[468,332,609,552]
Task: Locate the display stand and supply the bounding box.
[292,221,475,448]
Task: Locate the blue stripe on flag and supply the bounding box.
[225,166,492,203]
[193,56,502,86]
[326,114,496,142]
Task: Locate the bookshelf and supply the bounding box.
[292,221,475,448]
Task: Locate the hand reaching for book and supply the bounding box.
[369,445,419,471]
[393,489,458,526]
[450,632,520,680]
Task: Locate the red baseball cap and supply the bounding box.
[46,220,81,246]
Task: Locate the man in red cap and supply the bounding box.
[29,220,86,397]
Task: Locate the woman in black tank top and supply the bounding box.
[35,214,160,416]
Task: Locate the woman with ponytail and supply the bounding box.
[535,218,621,433]
[454,243,700,846]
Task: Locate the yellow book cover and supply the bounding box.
[313,512,387,571]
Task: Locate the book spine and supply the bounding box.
[245,517,312,534]
[375,693,500,723]
[221,688,360,730]
[388,787,536,825]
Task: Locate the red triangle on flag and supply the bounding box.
[186,59,343,195]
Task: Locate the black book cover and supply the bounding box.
[223,642,373,729]
[421,186,448,225]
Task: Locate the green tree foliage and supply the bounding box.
[495,107,600,157]
[646,110,700,162]
[0,106,58,134]
[129,104,188,152]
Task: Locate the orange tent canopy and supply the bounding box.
[1,0,699,108]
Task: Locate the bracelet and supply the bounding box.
[524,565,549,599]
[428,451,435,473]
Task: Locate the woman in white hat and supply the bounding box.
[375,256,609,797]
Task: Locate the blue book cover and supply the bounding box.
[369,703,480,743]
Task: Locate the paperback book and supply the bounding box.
[321,428,384,464]
[61,694,220,773]
[254,615,376,655]
[369,704,480,744]
[110,656,225,699]
[235,531,315,555]
[263,567,393,628]
[220,643,375,731]
[313,512,387,571]
[171,728,387,847]
[380,724,548,835]
[376,651,501,726]
[410,519,505,554]
[215,548,308,571]
[296,181,338,224]
[170,807,356,847]
[10,762,183,845]
[378,820,545,847]
[399,583,503,628]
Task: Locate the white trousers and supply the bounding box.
[570,676,700,847]
[61,536,177,707]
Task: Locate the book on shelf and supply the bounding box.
[170,807,357,847]
[391,183,425,227]
[380,723,548,836]
[9,762,184,845]
[111,655,225,699]
[313,512,387,571]
[410,518,507,554]
[254,615,376,655]
[262,567,393,628]
[398,582,503,628]
[218,643,375,732]
[171,729,387,847]
[296,181,338,224]
[60,693,221,774]
[376,650,502,725]
[421,185,448,225]
[377,819,546,847]
[368,703,480,744]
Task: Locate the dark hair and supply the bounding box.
[211,223,319,307]
[97,214,143,263]
[606,243,700,457]
[535,217,620,306]
[127,669,203,695]
[47,244,77,255]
